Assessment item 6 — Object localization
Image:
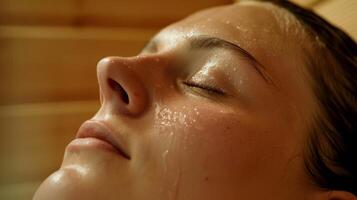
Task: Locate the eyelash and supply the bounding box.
[182,80,226,95]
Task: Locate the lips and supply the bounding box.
[75,120,131,159]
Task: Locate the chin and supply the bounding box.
[33,167,89,200]
[33,142,134,200]
[33,164,131,200]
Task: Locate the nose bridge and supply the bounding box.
[97,56,155,117]
[127,55,169,79]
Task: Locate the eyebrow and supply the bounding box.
[190,35,275,86]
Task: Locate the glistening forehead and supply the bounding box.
[171,5,293,53]
[239,1,309,43]
[176,1,306,44]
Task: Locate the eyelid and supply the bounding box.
[182,80,226,95]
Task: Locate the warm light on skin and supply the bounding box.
[33,1,332,200]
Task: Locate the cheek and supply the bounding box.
[152,100,253,178]
[179,108,256,177]
[152,98,295,185]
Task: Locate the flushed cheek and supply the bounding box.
[151,100,297,200]
[187,111,291,180]
[178,108,247,174]
[154,101,247,177]
[153,100,289,189]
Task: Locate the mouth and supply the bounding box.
[75,120,131,160]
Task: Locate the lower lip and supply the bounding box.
[67,137,118,154]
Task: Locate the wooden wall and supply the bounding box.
[0,0,232,199]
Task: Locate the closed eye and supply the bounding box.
[183,80,226,95]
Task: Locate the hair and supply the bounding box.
[259,0,357,195]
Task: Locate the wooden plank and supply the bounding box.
[0,100,100,185]
[0,26,158,105]
[0,0,233,27]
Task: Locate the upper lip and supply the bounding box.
[76,120,131,159]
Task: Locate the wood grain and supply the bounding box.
[0,0,232,27]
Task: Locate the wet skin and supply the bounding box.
[33,1,329,200]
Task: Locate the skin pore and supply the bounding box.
[33,1,347,200]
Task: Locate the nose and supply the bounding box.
[97,57,149,116]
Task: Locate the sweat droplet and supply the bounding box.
[162,150,169,174]
[235,24,248,32]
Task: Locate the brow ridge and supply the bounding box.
[190,35,275,86]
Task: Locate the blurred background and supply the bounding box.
[0,0,356,199]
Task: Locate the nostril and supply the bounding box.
[108,79,129,104]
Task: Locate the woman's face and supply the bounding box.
[34,2,318,200]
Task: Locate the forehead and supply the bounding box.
[160,1,302,58]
